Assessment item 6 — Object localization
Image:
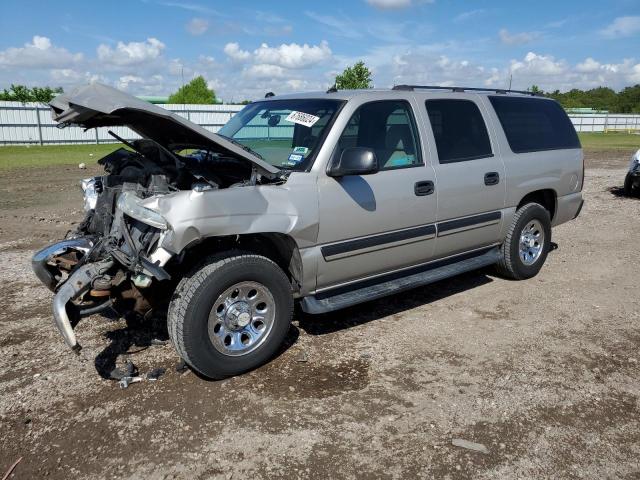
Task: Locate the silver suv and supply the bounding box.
[33,83,584,378]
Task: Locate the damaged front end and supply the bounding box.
[32,83,285,351]
[33,157,175,351]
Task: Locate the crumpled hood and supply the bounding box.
[49,83,280,178]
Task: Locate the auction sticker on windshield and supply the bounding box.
[285,111,320,128]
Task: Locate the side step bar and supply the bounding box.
[301,247,500,314]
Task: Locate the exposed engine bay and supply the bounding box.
[32,135,285,352]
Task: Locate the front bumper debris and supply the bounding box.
[51,259,114,351]
[32,237,93,291]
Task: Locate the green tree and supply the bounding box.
[0,84,62,103]
[529,85,542,94]
[168,76,216,104]
[335,61,373,90]
[615,85,640,113]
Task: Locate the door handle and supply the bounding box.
[414,180,434,196]
[484,172,500,186]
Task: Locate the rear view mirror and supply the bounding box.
[268,114,281,127]
[328,147,379,177]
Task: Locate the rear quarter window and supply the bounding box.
[489,96,580,153]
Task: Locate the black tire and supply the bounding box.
[624,173,637,197]
[168,251,293,379]
[495,203,552,280]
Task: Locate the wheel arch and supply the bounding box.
[177,233,303,293]
[517,189,557,221]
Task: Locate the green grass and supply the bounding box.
[0,144,121,171]
[578,132,640,150]
[1,133,639,171]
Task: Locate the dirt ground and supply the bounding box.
[1,150,639,479]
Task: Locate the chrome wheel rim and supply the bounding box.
[207,281,276,357]
[518,219,545,266]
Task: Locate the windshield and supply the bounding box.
[217,99,345,171]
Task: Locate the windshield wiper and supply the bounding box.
[217,134,265,161]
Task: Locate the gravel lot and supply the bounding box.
[1,150,639,479]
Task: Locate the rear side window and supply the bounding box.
[425,99,493,164]
[489,96,580,153]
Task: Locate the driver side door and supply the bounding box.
[315,98,438,290]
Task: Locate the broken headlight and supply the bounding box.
[629,149,640,172]
[80,177,99,211]
[117,191,168,230]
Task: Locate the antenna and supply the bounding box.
[508,73,513,90]
[180,65,190,121]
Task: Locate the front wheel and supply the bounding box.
[624,173,638,197]
[496,203,552,280]
[168,252,293,379]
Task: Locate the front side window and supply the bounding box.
[335,100,422,170]
[488,96,580,153]
[218,99,344,171]
[425,99,493,164]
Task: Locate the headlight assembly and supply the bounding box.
[117,191,169,230]
[80,177,99,212]
[629,149,640,171]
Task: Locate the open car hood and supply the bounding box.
[49,83,280,178]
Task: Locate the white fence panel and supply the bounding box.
[2,101,640,145]
[0,101,244,145]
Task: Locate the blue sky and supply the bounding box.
[1,0,639,101]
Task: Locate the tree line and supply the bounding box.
[2,64,639,113]
[531,84,640,113]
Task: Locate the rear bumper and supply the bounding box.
[553,192,584,226]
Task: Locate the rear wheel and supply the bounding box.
[496,203,551,280]
[168,252,293,379]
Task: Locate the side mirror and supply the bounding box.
[328,147,379,177]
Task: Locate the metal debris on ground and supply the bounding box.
[118,376,143,389]
[147,367,166,381]
[451,438,490,454]
[1,456,22,480]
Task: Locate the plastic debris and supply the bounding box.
[451,438,489,454]
[118,376,143,389]
[147,368,166,381]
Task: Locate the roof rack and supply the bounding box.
[391,85,543,96]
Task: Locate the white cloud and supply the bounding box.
[186,17,209,35]
[223,42,251,62]
[0,35,83,68]
[243,64,286,79]
[600,16,640,38]
[253,41,332,69]
[499,29,538,45]
[510,52,565,76]
[97,38,165,66]
[224,41,332,70]
[117,75,144,90]
[576,57,601,73]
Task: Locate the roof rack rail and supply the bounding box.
[391,85,543,96]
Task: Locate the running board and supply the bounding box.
[301,247,500,314]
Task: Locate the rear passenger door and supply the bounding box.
[423,97,506,258]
